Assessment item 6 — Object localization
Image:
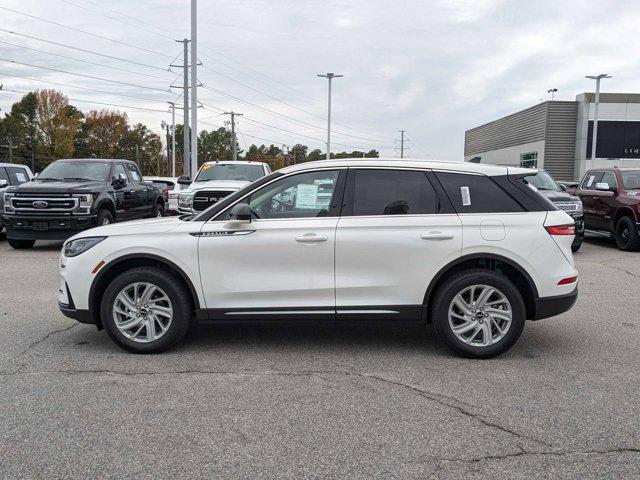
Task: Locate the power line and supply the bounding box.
[0,58,171,94]
[199,84,395,145]
[2,88,170,113]
[0,40,173,82]
[0,71,170,104]
[0,6,172,58]
[0,28,172,72]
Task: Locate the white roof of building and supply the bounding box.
[279,158,534,177]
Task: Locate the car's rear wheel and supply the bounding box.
[100,267,191,353]
[8,238,35,249]
[97,209,114,226]
[431,269,526,358]
[153,203,164,218]
[614,216,640,251]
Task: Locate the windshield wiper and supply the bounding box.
[37,177,63,182]
[63,177,94,182]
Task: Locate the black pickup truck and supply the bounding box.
[2,158,165,249]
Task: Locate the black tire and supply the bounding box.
[153,203,164,218]
[614,216,640,251]
[431,269,526,359]
[100,266,192,353]
[97,209,114,226]
[8,238,35,249]
[571,242,582,253]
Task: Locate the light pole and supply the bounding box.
[585,74,612,160]
[547,88,557,100]
[168,102,176,177]
[317,73,343,160]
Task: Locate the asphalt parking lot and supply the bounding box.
[0,234,639,479]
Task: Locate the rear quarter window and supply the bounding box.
[435,172,524,213]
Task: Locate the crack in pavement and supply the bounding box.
[582,259,640,279]
[12,323,79,361]
[428,446,640,477]
[0,365,547,449]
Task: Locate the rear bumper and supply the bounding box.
[3,214,98,240]
[533,286,578,320]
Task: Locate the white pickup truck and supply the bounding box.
[178,161,271,215]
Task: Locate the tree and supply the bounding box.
[78,109,129,158]
[34,89,82,166]
[120,123,163,175]
[198,128,237,165]
[0,92,37,167]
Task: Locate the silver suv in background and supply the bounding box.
[0,163,33,234]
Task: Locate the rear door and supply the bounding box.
[335,168,462,319]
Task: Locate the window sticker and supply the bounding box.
[586,175,595,187]
[130,171,140,181]
[295,184,319,209]
[15,172,27,183]
[461,186,471,206]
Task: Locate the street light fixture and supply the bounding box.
[585,74,612,161]
[317,73,343,160]
[547,88,558,100]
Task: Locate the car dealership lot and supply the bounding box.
[0,236,638,479]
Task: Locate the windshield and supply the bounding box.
[524,171,559,191]
[194,163,265,183]
[620,171,640,190]
[39,161,111,182]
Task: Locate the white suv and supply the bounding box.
[178,161,270,214]
[58,159,578,358]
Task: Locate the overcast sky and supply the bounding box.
[1,0,639,160]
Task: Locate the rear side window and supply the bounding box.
[351,169,438,216]
[6,167,29,185]
[435,172,524,213]
[125,163,141,183]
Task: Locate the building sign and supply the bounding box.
[587,121,640,159]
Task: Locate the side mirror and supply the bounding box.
[33,172,39,179]
[595,182,617,193]
[0,179,8,188]
[228,203,252,223]
[177,175,191,186]
[111,178,125,190]
[559,184,567,191]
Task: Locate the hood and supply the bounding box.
[183,179,249,193]
[538,190,579,202]
[67,216,183,242]
[10,180,106,194]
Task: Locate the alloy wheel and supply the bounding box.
[448,284,512,347]
[112,282,173,343]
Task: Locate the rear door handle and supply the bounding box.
[421,232,454,240]
[296,234,328,243]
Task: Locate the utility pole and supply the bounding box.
[168,102,176,177]
[223,111,243,161]
[172,39,190,177]
[190,0,198,177]
[317,73,343,160]
[400,130,406,159]
[585,74,612,161]
[2,137,17,163]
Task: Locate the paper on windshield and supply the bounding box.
[15,172,27,183]
[295,184,319,209]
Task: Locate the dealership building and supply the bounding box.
[464,93,640,181]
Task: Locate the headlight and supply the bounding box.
[64,236,106,257]
[78,194,94,205]
[574,201,583,214]
[3,192,14,202]
[178,193,194,207]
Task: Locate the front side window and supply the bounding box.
[601,172,617,189]
[224,170,340,220]
[113,164,129,185]
[436,172,524,213]
[5,167,30,185]
[0,167,10,184]
[621,170,640,190]
[351,169,438,216]
[195,163,266,183]
[38,161,111,182]
[581,171,604,190]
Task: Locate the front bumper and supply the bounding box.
[59,304,95,324]
[533,286,578,320]
[3,214,98,240]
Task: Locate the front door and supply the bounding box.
[197,169,345,318]
[335,168,462,319]
[112,163,132,220]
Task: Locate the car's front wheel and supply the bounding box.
[614,216,640,251]
[100,267,191,353]
[431,269,526,358]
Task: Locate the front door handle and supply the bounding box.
[296,234,328,243]
[421,232,454,240]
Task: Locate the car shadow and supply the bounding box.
[582,234,619,250]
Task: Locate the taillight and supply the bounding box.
[546,224,575,235]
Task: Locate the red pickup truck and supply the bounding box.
[568,168,640,251]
